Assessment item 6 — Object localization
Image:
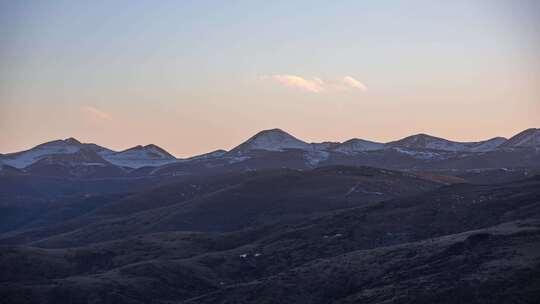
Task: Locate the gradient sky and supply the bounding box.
[1,0,539,157]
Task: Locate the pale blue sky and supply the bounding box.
[1,1,539,156]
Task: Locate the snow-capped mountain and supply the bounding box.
[0,138,94,168]
[187,149,227,161]
[331,138,384,154]
[310,142,340,151]
[229,129,312,153]
[386,134,464,151]
[386,134,506,152]
[100,144,177,168]
[21,147,128,178]
[1,128,538,179]
[0,139,178,169]
[466,137,507,152]
[500,128,540,148]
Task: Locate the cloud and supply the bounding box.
[342,76,367,91]
[81,106,112,121]
[270,75,325,93]
[267,74,367,93]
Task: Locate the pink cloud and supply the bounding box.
[268,75,367,93]
[81,106,112,121]
[270,75,325,93]
[342,76,367,91]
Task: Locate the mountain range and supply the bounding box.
[1,128,539,178]
[1,127,540,304]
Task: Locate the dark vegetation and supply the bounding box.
[1,163,539,303]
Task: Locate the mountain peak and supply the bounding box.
[230,128,311,153]
[187,149,227,161]
[143,144,175,158]
[123,145,144,152]
[387,133,450,149]
[64,137,82,145]
[2,137,87,168]
[501,128,540,148]
[103,143,176,168]
[387,133,510,152]
[119,144,175,159]
[403,133,444,141]
[332,138,384,154]
[39,137,82,147]
[251,128,293,139]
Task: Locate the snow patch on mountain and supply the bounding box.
[387,134,506,152]
[501,128,540,148]
[332,139,384,154]
[304,150,330,167]
[100,144,177,168]
[388,134,463,151]
[311,142,340,150]
[392,147,444,160]
[468,137,506,152]
[230,129,311,153]
[1,140,81,168]
[187,150,227,161]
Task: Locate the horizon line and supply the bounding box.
[1,127,537,158]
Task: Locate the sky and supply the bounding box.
[1,0,539,157]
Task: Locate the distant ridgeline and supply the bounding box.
[0,128,539,178]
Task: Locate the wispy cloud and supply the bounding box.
[81,106,112,121]
[267,74,367,93]
[342,76,367,91]
[270,75,325,93]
